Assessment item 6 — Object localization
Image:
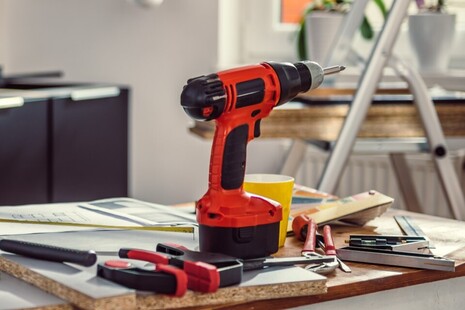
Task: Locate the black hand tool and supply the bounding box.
[0,239,97,267]
[118,248,220,293]
[97,259,187,296]
[156,243,334,280]
[156,243,243,288]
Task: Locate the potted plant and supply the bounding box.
[408,0,456,73]
[296,0,387,62]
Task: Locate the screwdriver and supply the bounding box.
[292,214,351,273]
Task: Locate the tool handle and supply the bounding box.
[214,123,249,191]
[302,218,317,253]
[119,248,170,265]
[0,239,97,267]
[183,261,220,293]
[292,214,311,241]
[323,225,337,256]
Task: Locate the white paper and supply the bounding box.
[78,197,196,225]
[0,198,197,236]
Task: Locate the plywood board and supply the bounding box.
[0,228,326,310]
[0,254,326,310]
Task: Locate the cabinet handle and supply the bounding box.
[71,86,120,101]
[0,97,24,109]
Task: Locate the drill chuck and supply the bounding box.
[267,61,327,106]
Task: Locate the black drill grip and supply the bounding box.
[221,124,248,190]
[0,239,97,267]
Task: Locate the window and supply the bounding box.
[218,0,465,69]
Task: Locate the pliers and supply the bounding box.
[97,258,188,297]
[299,218,338,274]
[156,243,333,277]
[97,247,221,296]
[293,214,351,273]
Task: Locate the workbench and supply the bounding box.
[189,88,465,140]
[1,208,465,309]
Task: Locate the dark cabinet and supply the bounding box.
[51,89,128,202]
[0,98,49,205]
[0,84,129,205]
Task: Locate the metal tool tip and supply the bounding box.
[323,65,346,75]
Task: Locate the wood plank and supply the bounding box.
[0,255,325,310]
[0,230,326,310]
[189,101,465,140]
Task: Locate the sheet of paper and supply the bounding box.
[0,202,127,235]
[0,202,138,225]
[0,198,197,236]
[78,197,196,225]
[0,222,97,236]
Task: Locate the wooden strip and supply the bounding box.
[189,103,465,140]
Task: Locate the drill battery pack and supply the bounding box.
[199,222,280,259]
[196,191,282,259]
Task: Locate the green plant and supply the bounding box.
[296,0,387,60]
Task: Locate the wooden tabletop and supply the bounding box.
[214,208,465,309]
[2,206,464,309]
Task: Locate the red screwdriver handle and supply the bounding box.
[302,218,317,253]
[323,225,337,256]
[292,214,311,241]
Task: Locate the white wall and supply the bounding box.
[0,0,288,205]
[0,0,215,204]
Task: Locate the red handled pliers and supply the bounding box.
[97,247,220,297]
[118,248,220,293]
[293,214,351,273]
[299,218,339,274]
[97,258,188,297]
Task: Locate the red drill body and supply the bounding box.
[199,63,282,230]
[181,61,332,258]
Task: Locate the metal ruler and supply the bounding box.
[336,215,455,272]
[394,215,427,237]
[337,246,455,272]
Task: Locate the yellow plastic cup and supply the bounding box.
[243,174,295,247]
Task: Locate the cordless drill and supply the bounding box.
[181,61,343,259]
